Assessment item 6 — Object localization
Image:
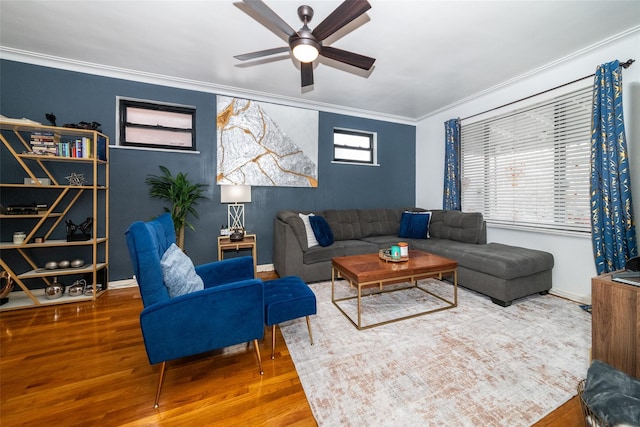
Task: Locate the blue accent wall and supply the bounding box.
[1,59,416,280]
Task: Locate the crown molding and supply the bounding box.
[418,25,640,122]
[0,47,417,126]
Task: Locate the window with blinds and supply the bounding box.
[460,85,592,233]
[333,128,376,164]
[119,98,196,151]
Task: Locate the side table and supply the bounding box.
[218,234,257,278]
[591,272,639,378]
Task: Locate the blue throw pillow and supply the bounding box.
[309,215,334,247]
[160,243,204,297]
[398,211,432,239]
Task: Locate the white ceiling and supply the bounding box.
[1,1,639,122]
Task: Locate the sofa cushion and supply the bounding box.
[399,211,432,239]
[360,235,405,248]
[416,240,554,280]
[160,243,205,297]
[310,215,334,247]
[277,210,313,251]
[324,209,363,241]
[302,240,380,264]
[340,239,379,256]
[303,244,346,264]
[429,210,484,244]
[358,209,402,237]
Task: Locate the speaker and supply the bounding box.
[626,256,640,272]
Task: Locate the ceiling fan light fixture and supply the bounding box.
[236,0,375,87]
[291,38,319,63]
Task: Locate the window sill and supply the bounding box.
[331,161,380,167]
[110,145,200,155]
[486,221,591,238]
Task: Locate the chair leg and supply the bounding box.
[153,361,166,409]
[253,339,264,375]
[271,324,276,359]
[306,315,314,346]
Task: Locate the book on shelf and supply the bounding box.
[97,135,106,161]
[31,138,59,144]
[30,131,60,155]
[31,131,61,140]
[31,146,57,155]
[30,141,57,147]
[26,131,102,160]
[55,137,93,159]
[83,136,92,159]
[611,271,640,287]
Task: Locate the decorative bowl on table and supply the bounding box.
[229,229,245,242]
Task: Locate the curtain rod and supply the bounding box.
[460,58,635,122]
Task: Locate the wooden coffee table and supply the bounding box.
[331,250,458,329]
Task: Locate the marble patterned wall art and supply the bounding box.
[216,96,319,187]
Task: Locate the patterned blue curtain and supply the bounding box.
[443,118,461,210]
[590,60,638,274]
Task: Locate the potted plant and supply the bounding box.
[145,165,207,249]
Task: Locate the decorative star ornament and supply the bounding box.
[66,172,86,186]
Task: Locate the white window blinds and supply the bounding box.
[460,85,592,233]
[333,128,376,164]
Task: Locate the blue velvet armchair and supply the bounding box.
[125,213,264,408]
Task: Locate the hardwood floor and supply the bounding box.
[0,271,584,426]
[534,396,584,427]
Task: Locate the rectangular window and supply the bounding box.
[119,99,196,151]
[333,128,376,164]
[461,85,592,233]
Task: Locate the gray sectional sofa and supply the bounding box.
[273,208,554,306]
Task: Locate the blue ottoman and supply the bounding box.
[264,276,316,359]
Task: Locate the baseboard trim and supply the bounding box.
[257,263,274,273]
[549,288,591,305]
[109,278,138,289]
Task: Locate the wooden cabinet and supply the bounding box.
[0,120,109,310]
[591,273,640,378]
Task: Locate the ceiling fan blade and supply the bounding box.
[242,0,297,38]
[301,62,314,87]
[312,0,371,41]
[234,46,290,61]
[320,46,375,70]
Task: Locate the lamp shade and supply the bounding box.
[292,43,319,63]
[291,34,320,63]
[220,185,251,203]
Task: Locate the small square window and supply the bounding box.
[333,129,376,164]
[118,99,196,151]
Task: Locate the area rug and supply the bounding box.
[279,279,591,426]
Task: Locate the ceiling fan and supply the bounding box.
[234,0,376,87]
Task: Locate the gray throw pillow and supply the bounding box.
[160,243,204,297]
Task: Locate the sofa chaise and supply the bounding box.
[273,208,554,307]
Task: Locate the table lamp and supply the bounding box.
[220,185,251,231]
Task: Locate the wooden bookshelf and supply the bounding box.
[0,120,109,311]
